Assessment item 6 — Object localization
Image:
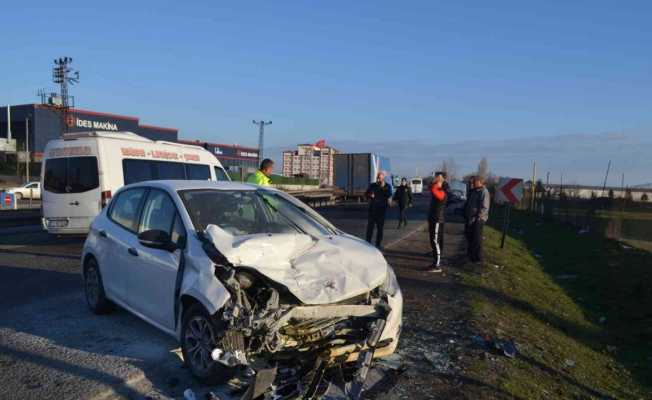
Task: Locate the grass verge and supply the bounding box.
[459,210,651,399]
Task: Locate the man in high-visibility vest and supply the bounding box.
[247,158,274,186]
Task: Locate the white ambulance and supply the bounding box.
[41,131,230,235]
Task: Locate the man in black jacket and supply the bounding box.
[465,176,490,263]
[365,172,392,249]
[427,172,448,272]
[393,177,413,229]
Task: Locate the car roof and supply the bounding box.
[121,180,260,193]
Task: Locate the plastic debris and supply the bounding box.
[564,359,576,368]
[472,334,518,358]
[183,388,197,400]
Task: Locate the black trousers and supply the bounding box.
[466,221,484,262]
[398,206,408,227]
[366,208,387,247]
[428,218,445,264]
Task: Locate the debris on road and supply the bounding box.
[472,335,518,359]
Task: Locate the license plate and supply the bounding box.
[47,219,69,228]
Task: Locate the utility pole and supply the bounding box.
[560,172,564,198]
[531,161,537,211]
[252,120,272,166]
[25,117,29,182]
[52,57,80,136]
[601,160,611,197]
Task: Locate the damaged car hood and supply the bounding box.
[205,224,388,305]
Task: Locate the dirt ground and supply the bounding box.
[372,222,509,400]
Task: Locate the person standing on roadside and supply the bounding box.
[365,172,392,249]
[393,177,413,229]
[247,158,274,186]
[427,172,448,272]
[465,176,490,263]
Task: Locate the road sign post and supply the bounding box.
[496,177,524,249]
[500,203,511,249]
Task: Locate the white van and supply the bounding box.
[41,131,229,235]
[410,177,423,194]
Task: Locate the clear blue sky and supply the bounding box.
[2,1,651,183]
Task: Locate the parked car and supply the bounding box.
[4,181,41,200]
[81,180,402,395]
[446,181,468,216]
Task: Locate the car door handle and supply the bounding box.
[128,247,139,257]
[69,201,79,206]
[98,230,107,238]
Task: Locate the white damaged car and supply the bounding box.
[81,180,402,398]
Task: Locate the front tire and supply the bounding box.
[181,304,232,384]
[84,257,113,314]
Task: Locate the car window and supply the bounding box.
[109,188,147,232]
[170,213,186,246]
[214,166,230,181]
[186,164,211,180]
[139,189,177,234]
[26,183,38,189]
[180,189,334,236]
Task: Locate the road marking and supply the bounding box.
[384,222,427,250]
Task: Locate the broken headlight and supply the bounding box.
[382,266,400,296]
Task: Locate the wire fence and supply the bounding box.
[520,189,652,252]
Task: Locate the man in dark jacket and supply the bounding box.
[393,177,413,229]
[465,176,490,263]
[427,172,448,272]
[365,172,392,249]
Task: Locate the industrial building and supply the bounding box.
[179,139,259,178]
[0,104,178,177]
[282,142,338,186]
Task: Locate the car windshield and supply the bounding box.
[180,188,338,237]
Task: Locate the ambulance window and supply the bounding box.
[44,157,98,193]
[123,159,155,185]
[157,161,185,180]
[214,167,230,181]
[44,158,67,193]
[186,164,211,180]
[67,157,99,193]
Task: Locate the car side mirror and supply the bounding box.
[138,229,177,252]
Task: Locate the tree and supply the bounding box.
[608,189,614,199]
[439,157,458,181]
[477,157,489,179]
[642,193,649,202]
[625,188,633,202]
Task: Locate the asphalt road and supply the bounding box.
[0,195,465,399]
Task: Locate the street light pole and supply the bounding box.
[252,120,272,166]
[25,117,29,182]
